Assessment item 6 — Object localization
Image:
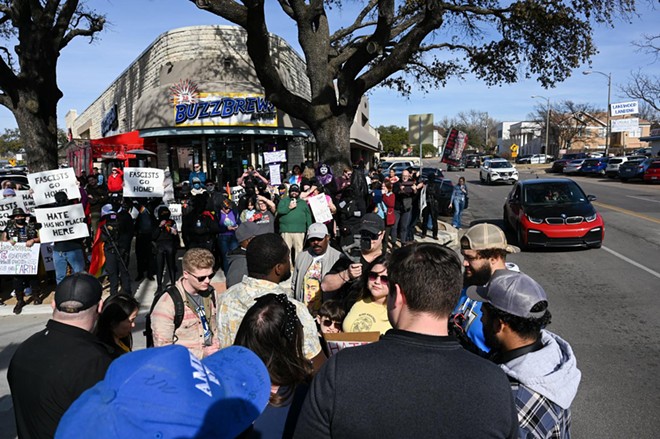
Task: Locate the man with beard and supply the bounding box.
[216,233,326,371]
[451,223,519,356]
[292,223,342,314]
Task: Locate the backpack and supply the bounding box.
[144,285,184,348]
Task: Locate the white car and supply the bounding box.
[480,159,519,184]
[605,155,646,178]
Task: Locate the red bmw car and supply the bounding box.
[503,178,604,250]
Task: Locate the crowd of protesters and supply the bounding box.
[5,160,581,439]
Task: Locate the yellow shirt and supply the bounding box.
[343,297,392,335]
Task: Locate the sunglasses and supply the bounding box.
[368,272,389,283]
[320,319,342,330]
[188,271,215,282]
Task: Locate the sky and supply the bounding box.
[0,0,658,133]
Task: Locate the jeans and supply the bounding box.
[53,248,86,284]
[452,200,464,228]
[390,211,400,246]
[218,233,239,274]
[399,210,412,243]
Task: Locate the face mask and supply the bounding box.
[159,213,171,221]
[15,218,26,226]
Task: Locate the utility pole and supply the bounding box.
[583,70,612,156]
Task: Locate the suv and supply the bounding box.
[605,155,646,178]
[465,154,481,168]
[619,157,654,182]
[480,159,518,185]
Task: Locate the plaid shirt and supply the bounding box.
[216,276,322,359]
[511,380,572,439]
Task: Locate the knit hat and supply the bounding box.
[55,345,270,439]
[461,223,520,253]
[54,273,103,313]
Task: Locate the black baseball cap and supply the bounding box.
[55,273,103,313]
[360,213,385,235]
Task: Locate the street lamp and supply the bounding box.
[583,70,611,156]
[531,95,550,157]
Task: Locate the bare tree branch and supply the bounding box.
[330,0,379,42]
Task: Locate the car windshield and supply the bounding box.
[523,182,587,205]
[583,159,599,166]
[490,161,512,169]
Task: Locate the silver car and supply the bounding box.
[563,159,586,175]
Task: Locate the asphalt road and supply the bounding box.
[1,163,659,438]
[451,164,660,438]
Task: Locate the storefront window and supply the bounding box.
[207,136,252,187]
[167,138,202,185]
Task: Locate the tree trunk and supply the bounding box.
[312,114,353,175]
[14,89,59,172]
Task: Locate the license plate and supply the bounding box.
[652,176,658,180]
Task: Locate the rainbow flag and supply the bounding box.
[88,218,106,277]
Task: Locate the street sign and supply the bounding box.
[611,101,639,116]
[510,143,519,158]
[611,118,639,133]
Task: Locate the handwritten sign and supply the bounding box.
[123,167,164,198]
[167,203,183,233]
[35,204,89,242]
[0,242,41,275]
[263,150,287,164]
[15,190,35,214]
[308,194,333,223]
[40,243,55,271]
[323,332,380,357]
[269,164,282,186]
[0,197,21,230]
[28,168,81,206]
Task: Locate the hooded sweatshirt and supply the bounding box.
[499,330,581,438]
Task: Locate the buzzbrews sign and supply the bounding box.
[174,93,276,127]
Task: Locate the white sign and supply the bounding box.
[15,190,35,214]
[308,194,333,224]
[611,101,639,116]
[263,150,287,164]
[611,118,639,133]
[0,242,41,275]
[0,197,21,230]
[269,164,282,186]
[40,243,55,271]
[123,168,164,198]
[35,204,89,242]
[28,168,81,206]
[167,203,183,233]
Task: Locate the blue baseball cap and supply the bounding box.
[55,345,270,439]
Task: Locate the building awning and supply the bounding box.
[138,126,311,138]
[89,130,157,159]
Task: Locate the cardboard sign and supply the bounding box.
[323,332,380,357]
[15,190,35,214]
[308,194,333,223]
[269,164,282,186]
[0,242,41,275]
[40,243,55,271]
[0,197,21,230]
[28,168,81,206]
[123,167,165,198]
[263,150,287,164]
[167,203,183,233]
[35,204,89,242]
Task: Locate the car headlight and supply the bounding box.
[526,215,544,224]
[585,213,598,222]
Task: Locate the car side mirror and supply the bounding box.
[587,195,597,201]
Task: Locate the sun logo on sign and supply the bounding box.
[170,79,199,105]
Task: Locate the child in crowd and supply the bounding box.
[316,300,346,335]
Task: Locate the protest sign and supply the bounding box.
[323,332,380,357]
[123,168,164,198]
[166,203,184,247]
[35,204,89,242]
[28,168,81,206]
[308,194,333,223]
[16,190,35,214]
[269,164,282,186]
[263,150,287,164]
[0,242,41,275]
[0,197,21,230]
[40,243,55,271]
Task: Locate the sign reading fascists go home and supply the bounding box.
[35,204,89,242]
[28,168,81,206]
[610,101,639,116]
[123,167,164,198]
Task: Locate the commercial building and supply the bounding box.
[65,25,380,186]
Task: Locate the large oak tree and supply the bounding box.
[190,0,635,168]
[0,0,104,171]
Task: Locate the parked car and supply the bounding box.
[643,160,660,183]
[387,161,415,175]
[447,156,466,172]
[580,157,609,176]
[465,154,481,168]
[410,166,444,182]
[619,157,654,182]
[562,159,586,175]
[604,155,645,178]
[0,174,30,190]
[516,155,532,164]
[518,154,551,164]
[503,178,604,250]
[550,153,588,173]
[428,178,455,216]
[479,159,518,185]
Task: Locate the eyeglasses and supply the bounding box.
[368,272,389,283]
[320,319,342,330]
[188,271,215,282]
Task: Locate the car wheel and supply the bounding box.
[516,226,527,251]
[480,173,485,183]
[487,174,492,185]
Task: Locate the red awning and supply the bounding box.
[89,131,156,159]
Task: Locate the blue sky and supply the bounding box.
[0,0,658,132]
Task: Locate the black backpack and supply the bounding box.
[144,285,184,348]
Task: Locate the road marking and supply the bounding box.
[592,201,660,225]
[602,246,660,280]
[627,195,660,204]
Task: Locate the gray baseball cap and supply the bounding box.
[307,223,328,241]
[466,270,548,318]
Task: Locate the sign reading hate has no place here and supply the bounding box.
[123,168,165,198]
[28,168,81,206]
[35,204,89,242]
